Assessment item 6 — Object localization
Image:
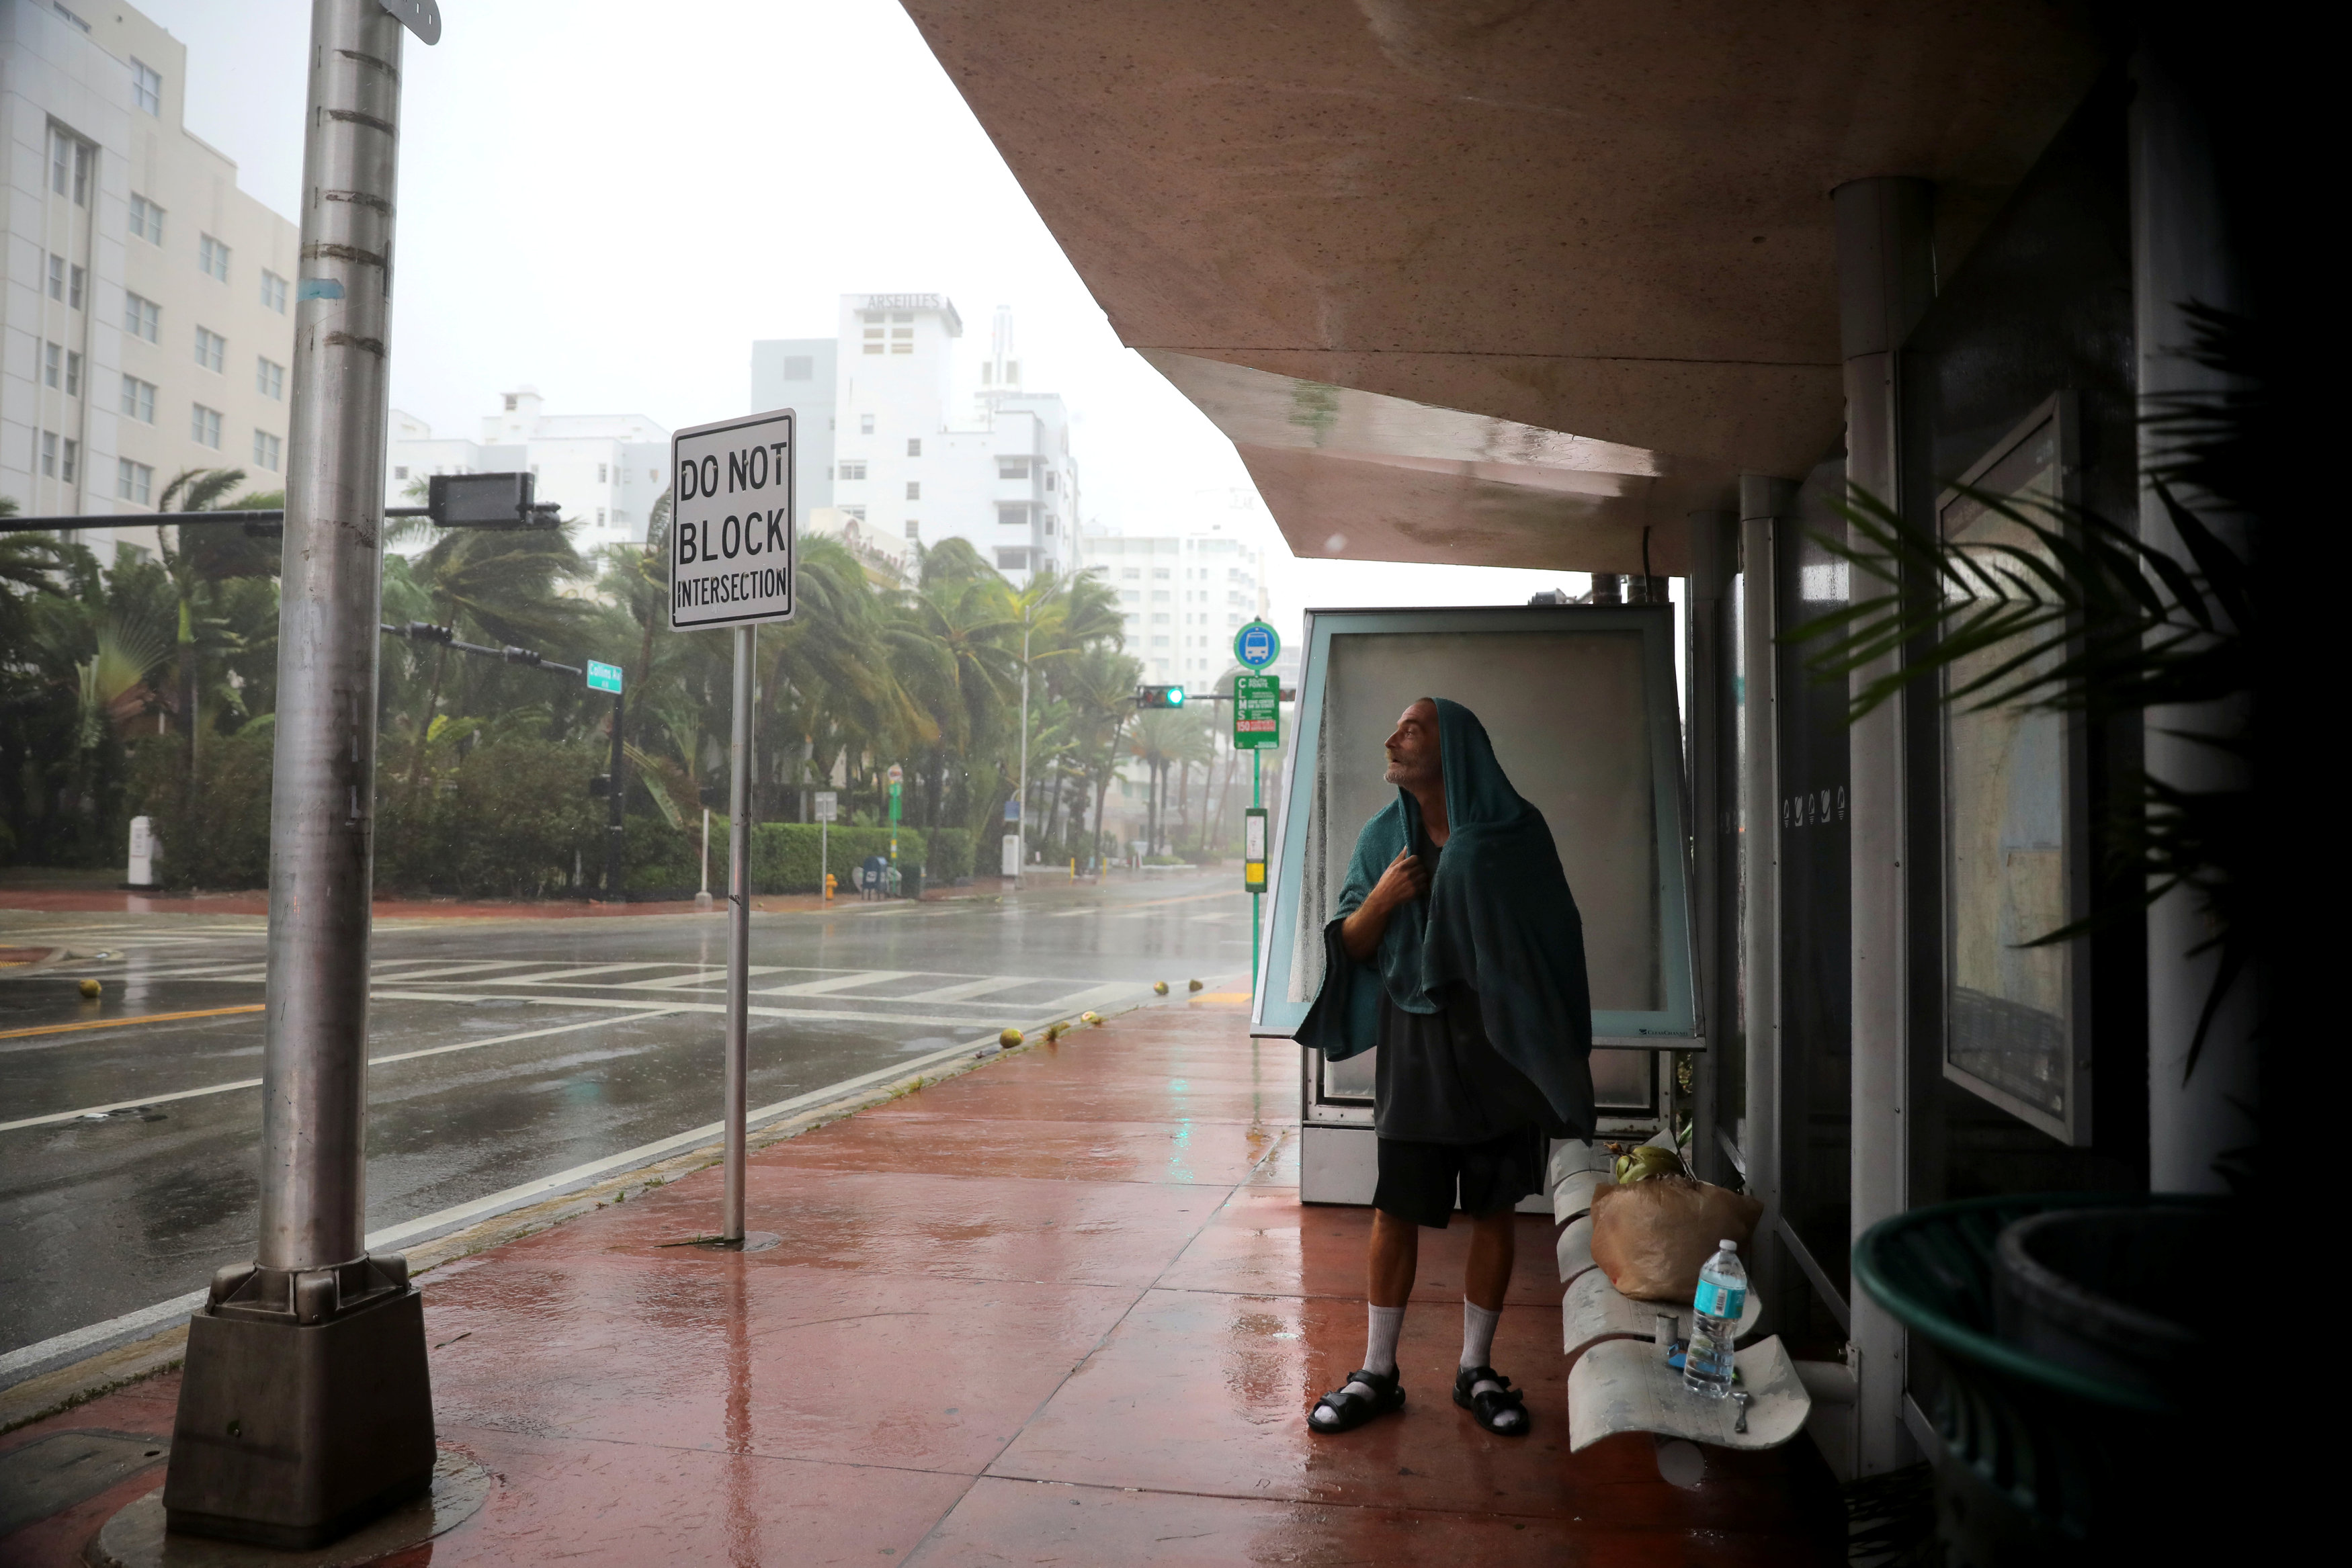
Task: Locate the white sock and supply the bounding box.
[1312,1305,1404,1427]
[1365,1303,1404,1378]
[1461,1299,1499,1371]
[1461,1301,1521,1430]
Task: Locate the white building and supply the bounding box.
[3,0,299,552]
[1082,522,1271,693]
[750,296,1081,584]
[749,337,835,541]
[384,388,667,558]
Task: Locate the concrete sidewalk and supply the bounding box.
[0,998,1840,1565]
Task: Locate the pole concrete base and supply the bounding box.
[161,1260,434,1549]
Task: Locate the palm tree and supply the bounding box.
[397,517,595,796]
[153,467,277,810]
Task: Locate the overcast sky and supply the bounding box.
[139,0,1585,629]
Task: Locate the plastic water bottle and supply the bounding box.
[1681,1239,1745,1399]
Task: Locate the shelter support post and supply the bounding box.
[1738,474,1794,1327]
[161,1,433,1547]
[1685,511,1737,1184]
[2129,44,2255,1192]
[1833,174,1935,1477]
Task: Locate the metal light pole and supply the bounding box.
[605,687,626,900]
[1014,618,1030,884]
[163,0,437,1548]
[722,626,754,1242]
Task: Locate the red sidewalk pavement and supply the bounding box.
[0,998,1841,1565]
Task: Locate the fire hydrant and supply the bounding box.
[824,872,837,902]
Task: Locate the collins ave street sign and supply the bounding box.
[670,408,796,631]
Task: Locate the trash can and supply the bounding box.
[900,864,923,900]
[1852,1193,2226,1567]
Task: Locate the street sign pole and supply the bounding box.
[722,625,753,1242]
[1231,621,1282,1000]
[669,406,796,1250]
[165,1,436,1548]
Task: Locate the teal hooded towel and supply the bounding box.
[1296,697,1595,1136]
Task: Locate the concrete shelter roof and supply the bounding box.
[903,0,2108,573]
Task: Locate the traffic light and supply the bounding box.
[1137,685,1187,709]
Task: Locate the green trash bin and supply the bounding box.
[1853,1192,2226,1567]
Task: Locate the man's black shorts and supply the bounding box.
[1373,1127,1546,1228]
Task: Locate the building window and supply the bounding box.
[195,327,226,373]
[1121,567,1141,579]
[838,462,866,480]
[1150,636,1170,649]
[120,376,157,423]
[905,520,921,541]
[783,355,813,380]
[47,256,65,300]
[44,343,61,388]
[129,194,165,243]
[596,509,607,526]
[192,404,223,448]
[60,437,79,485]
[1122,591,1141,604]
[40,433,57,477]
[859,414,876,435]
[906,438,921,458]
[905,482,921,501]
[253,430,282,471]
[132,59,163,115]
[118,459,154,504]
[198,234,230,281]
[69,265,85,309]
[125,293,160,343]
[257,357,285,399]
[995,547,1031,571]
[841,506,866,521]
[66,351,82,396]
[52,2,91,32]
[260,270,288,313]
[1152,567,1171,579]
[48,127,93,204]
[997,457,1030,480]
[597,463,608,482]
[997,503,1030,529]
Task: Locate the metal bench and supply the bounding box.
[1546,1139,1812,1454]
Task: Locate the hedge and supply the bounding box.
[625,820,943,896]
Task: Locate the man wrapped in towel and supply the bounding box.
[1299,697,1594,1438]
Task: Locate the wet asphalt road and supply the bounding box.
[0,875,1254,1355]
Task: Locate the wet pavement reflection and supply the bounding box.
[2,993,1841,1565]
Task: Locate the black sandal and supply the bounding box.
[1309,1367,1404,1434]
[1454,1364,1530,1436]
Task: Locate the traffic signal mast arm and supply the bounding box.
[379,621,582,678]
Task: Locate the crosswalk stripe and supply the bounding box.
[754,969,921,997]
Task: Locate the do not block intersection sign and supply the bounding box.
[670,408,797,630]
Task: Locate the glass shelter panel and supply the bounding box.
[1253,607,1698,1123]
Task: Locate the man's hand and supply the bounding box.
[1368,846,1428,914]
[1342,847,1428,961]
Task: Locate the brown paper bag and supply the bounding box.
[1588,1177,1764,1303]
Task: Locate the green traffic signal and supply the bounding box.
[1138,685,1187,709]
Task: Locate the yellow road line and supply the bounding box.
[0,1003,265,1041]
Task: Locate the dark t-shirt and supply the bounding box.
[1363,844,1556,1143]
